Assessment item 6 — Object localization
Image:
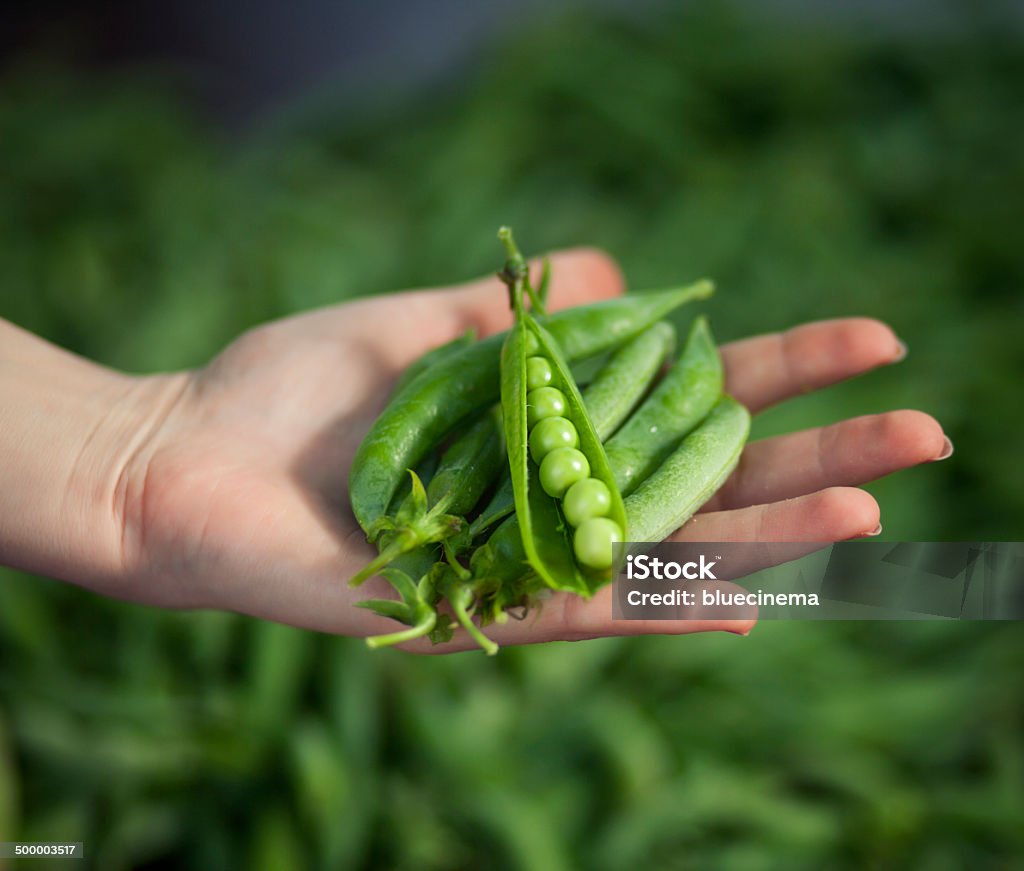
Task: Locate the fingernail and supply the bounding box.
[934,436,954,461]
[866,523,883,536]
[892,340,908,362]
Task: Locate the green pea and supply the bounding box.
[529,416,578,463]
[539,447,590,498]
[562,478,612,528]
[573,517,623,570]
[523,330,540,355]
[526,356,553,390]
[527,387,567,427]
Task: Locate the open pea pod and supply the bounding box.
[468,320,676,541]
[499,230,628,595]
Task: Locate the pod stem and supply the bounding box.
[365,608,437,649]
[498,226,546,316]
[451,586,499,655]
[537,256,552,307]
[348,535,415,587]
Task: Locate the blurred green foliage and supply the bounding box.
[1,3,1023,868]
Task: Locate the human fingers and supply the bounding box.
[720,318,905,413]
[520,580,757,642]
[676,486,882,543]
[702,410,950,512]
[394,581,757,653]
[622,487,883,588]
[555,487,876,604]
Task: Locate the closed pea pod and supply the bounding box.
[623,396,750,543]
[582,320,676,439]
[389,327,476,400]
[604,315,723,496]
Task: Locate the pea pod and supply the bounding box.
[376,334,476,525]
[349,407,505,586]
[382,447,440,519]
[419,407,505,521]
[389,328,476,400]
[468,320,676,539]
[467,510,536,594]
[584,320,676,438]
[605,315,723,496]
[499,228,628,592]
[624,396,750,542]
[349,279,713,534]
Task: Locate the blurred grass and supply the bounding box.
[1,3,1023,868]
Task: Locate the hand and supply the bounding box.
[103,250,948,650]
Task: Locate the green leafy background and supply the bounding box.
[1,4,1023,868]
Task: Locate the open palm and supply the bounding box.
[117,249,948,651]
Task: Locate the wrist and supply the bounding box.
[0,320,188,595]
[71,371,191,597]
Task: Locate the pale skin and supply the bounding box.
[0,249,951,651]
